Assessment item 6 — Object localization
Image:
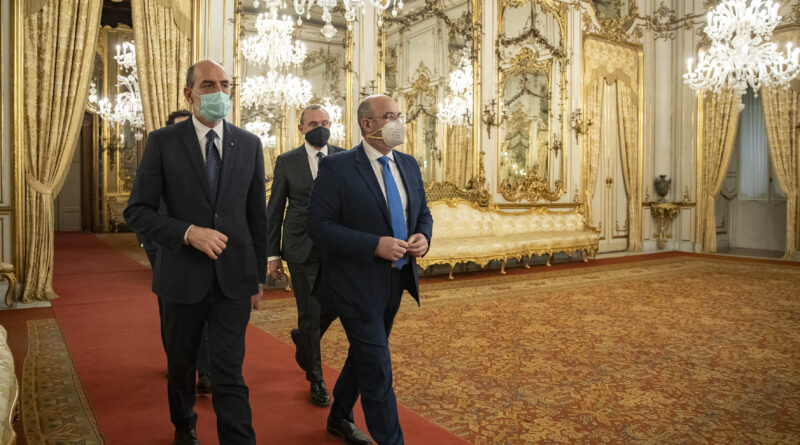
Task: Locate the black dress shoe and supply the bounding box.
[310,380,331,406]
[326,415,372,445]
[290,328,306,372]
[196,374,212,396]
[174,428,200,445]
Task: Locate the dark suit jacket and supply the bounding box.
[267,144,345,264]
[307,143,433,320]
[124,118,267,303]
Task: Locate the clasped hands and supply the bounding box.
[186,226,262,310]
[375,233,428,262]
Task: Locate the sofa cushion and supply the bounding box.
[426,230,598,261]
[430,202,495,239]
[491,211,585,236]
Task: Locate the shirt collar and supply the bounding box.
[304,141,328,158]
[362,139,394,163]
[192,114,224,142]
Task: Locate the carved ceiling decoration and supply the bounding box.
[497,3,566,60]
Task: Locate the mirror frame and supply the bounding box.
[377,0,484,188]
[232,0,355,166]
[496,0,568,202]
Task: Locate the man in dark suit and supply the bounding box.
[124,60,266,445]
[308,94,433,445]
[134,109,213,395]
[267,104,344,407]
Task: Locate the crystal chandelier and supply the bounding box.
[290,0,404,40]
[321,97,345,144]
[241,72,313,111]
[437,51,473,127]
[683,0,800,103]
[245,120,278,149]
[242,0,313,111]
[88,41,145,140]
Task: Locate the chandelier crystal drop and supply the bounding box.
[683,0,800,103]
[242,1,307,70]
[293,0,404,40]
[89,41,145,140]
[245,120,278,149]
[437,51,473,127]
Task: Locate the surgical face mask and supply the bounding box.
[304,126,331,148]
[366,118,405,148]
[193,90,231,122]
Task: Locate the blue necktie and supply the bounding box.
[206,129,221,203]
[377,156,407,269]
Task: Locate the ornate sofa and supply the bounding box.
[0,325,17,445]
[417,199,600,279]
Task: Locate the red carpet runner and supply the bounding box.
[52,233,469,444]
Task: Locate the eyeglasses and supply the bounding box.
[373,112,406,123]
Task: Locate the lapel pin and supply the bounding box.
[229,142,234,146]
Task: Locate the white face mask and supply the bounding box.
[367,119,405,148]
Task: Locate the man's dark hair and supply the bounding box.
[166,110,192,126]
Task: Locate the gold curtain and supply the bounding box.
[581,77,604,224]
[444,125,472,187]
[762,83,799,259]
[616,82,641,251]
[131,0,193,134]
[22,0,102,301]
[699,91,741,253]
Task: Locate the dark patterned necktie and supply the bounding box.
[205,129,221,203]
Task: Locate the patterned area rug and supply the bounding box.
[250,256,800,444]
[22,319,104,444]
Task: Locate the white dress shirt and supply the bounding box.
[362,140,408,222]
[305,142,329,180]
[192,115,224,163]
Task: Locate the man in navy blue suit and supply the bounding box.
[308,94,433,445]
[125,60,266,445]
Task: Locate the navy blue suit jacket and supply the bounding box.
[124,118,267,303]
[307,143,433,320]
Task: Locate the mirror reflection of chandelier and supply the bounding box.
[437,50,473,127]
[683,0,800,105]
[88,41,145,140]
[322,97,345,144]
[241,0,313,110]
[245,120,278,149]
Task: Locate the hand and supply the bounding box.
[268,259,284,280]
[251,284,263,310]
[186,226,228,260]
[406,233,429,257]
[375,236,408,261]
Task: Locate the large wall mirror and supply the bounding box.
[497,0,567,202]
[236,0,353,178]
[380,0,480,188]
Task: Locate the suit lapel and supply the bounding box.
[294,145,314,187]
[354,144,391,226]
[394,152,418,234]
[178,118,212,205]
[217,121,238,204]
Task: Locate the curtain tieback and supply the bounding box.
[26,175,53,196]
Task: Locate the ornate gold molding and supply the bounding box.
[425,182,491,207]
[636,2,704,40]
[499,176,566,202]
[649,202,680,249]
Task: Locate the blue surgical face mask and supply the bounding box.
[193,90,231,122]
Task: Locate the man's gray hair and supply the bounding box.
[186,64,196,89]
[300,104,329,125]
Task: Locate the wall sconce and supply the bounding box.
[568,109,593,144]
[550,137,562,157]
[481,99,499,138]
[359,80,378,99]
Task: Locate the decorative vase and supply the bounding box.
[654,175,671,201]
